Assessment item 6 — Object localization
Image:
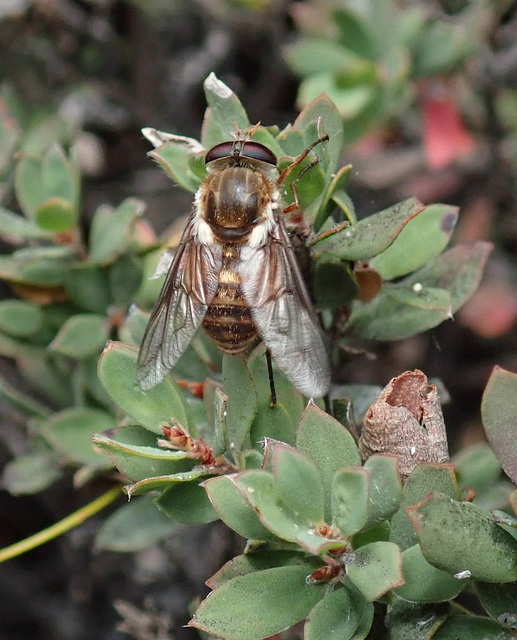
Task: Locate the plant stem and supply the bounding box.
[0,485,123,563]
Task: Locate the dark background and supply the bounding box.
[1,1,517,638]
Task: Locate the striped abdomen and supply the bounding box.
[202,245,257,354]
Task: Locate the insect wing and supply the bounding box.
[137,218,222,390]
[240,220,330,398]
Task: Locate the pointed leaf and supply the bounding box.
[223,354,257,451]
[408,492,517,582]
[0,300,42,337]
[95,496,177,552]
[203,73,250,140]
[390,463,460,550]
[475,580,517,628]
[49,313,109,358]
[0,207,50,241]
[42,408,114,466]
[481,366,517,484]
[432,615,513,640]
[98,341,193,434]
[371,204,458,280]
[363,455,402,529]
[148,143,203,193]
[88,198,145,264]
[204,475,280,541]
[311,198,424,261]
[346,541,404,601]
[393,544,465,603]
[92,426,194,482]
[305,585,367,640]
[1,453,61,495]
[190,564,326,640]
[296,404,361,520]
[331,469,369,536]
[273,444,324,524]
[155,480,218,524]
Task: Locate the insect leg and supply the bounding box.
[265,348,277,407]
[277,134,329,186]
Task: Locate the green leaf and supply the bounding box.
[412,21,473,76]
[98,341,193,435]
[432,615,513,640]
[286,38,361,76]
[348,242,492,340]
[475,580,517,628]
[14,154,43,219]
[204,475,280,541]
[387,600,449,639]
[333,7,377,60]
[390,463,460,550]
[203,73,250,140]
[208,551,315,589]
[0,246,73,286]
[371,204,458,280]
[155,480,218,524]
[35,197,78,232]
[305,585,369,640]
[64,264,111,314]
[248,343,304,423]
[41,407,114,466]
[222,354,257,451]
[292,93,345,178]
[42,143,78,205]
[1,452,61,495]
[49,313,109,359]
[88,198,146,264]
[0,300,42,337]
[148,143,203,193]
[92,425,193,480]
[393,544,465,603]
[233,469,341,554]
[273,444,325,524]
[95,497,177,552]
[0,206,50,241]
[190,564,327,640]
[454,443,502,495]
[331,469,369,537]
[409,492,517,582]
[108,254,143,306]
[0,375,51,418]
[128,469,208,496]
[311,198,424,261]
[296,404,361,520]
[481,366,517,484]
[363,455,402,529]
[346,541,404,601]
[250,398,296,447]
[314,259,358,309]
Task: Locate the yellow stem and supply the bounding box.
[0,485,123,563]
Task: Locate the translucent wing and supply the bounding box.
[137,217,222,390]
[240,218,330,398]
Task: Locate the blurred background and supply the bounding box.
[1,1,517,638]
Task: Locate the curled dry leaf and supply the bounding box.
[359,370,449,478]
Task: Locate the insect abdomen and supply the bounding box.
[202,246,257,354]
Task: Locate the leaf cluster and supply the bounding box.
[0,74,514,639]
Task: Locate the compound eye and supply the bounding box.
[241,142,277,165]
[205,140,278,166]
[205,142,234,164]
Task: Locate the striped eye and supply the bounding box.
[205,141,277,166]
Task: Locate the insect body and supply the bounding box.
[137,136,330,398]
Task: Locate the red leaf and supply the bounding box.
[421,82,475,169]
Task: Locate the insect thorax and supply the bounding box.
[200,165,276,244]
